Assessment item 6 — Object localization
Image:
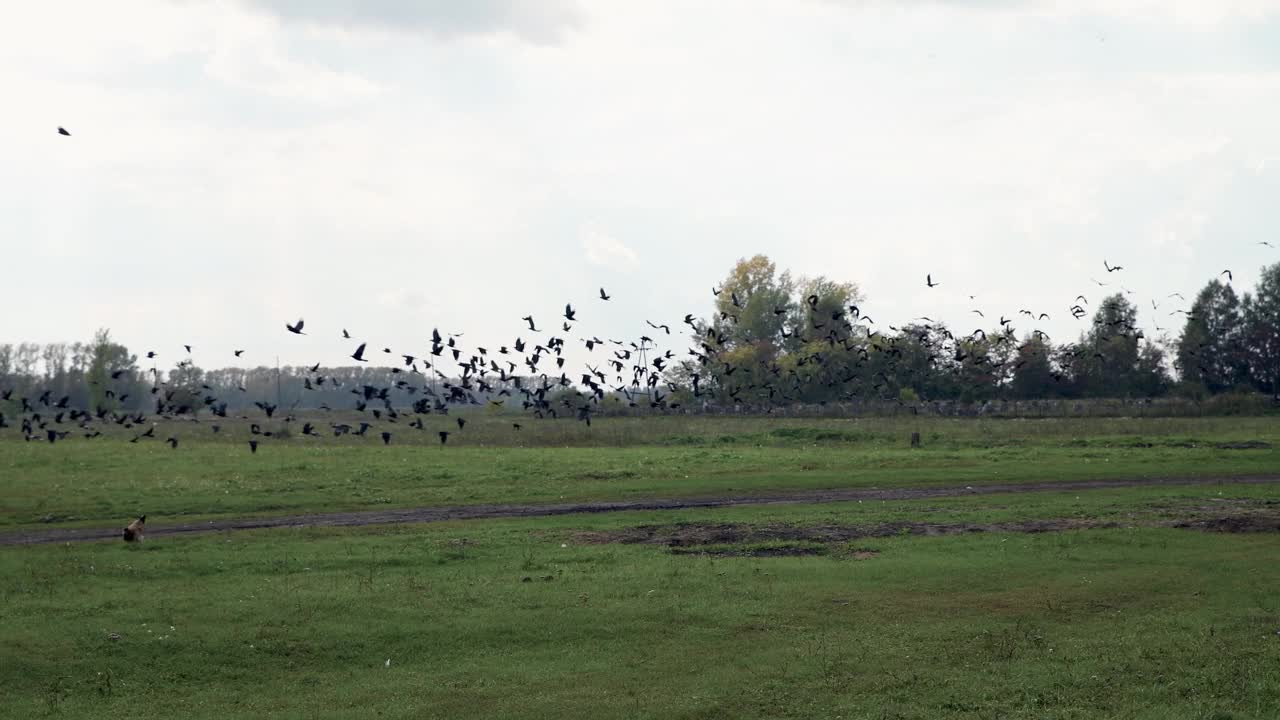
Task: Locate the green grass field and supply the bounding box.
[2,416,1279,718]
[2,415,1278,529]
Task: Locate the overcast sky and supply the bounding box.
[4,0,1279,371]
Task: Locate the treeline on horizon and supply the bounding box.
[1,257,1277,417]
[664,256,1280,408]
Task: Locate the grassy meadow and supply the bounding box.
[2,415,1279,529]
[2,415,1280,718]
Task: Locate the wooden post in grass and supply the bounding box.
[910,431,921,448]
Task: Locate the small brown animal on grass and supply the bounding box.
[122,515,146,543]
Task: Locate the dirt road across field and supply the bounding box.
[3,475,1279,546]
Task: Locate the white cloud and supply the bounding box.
[204,41,384,102]
[821,0,1280,26]
[2,0,1279,363]
[240,0,584,44]
[581,225,638,269]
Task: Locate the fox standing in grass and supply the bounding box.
[122,515,146,543]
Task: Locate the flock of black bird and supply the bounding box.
[1,253,1268,455]
[2,126,1271,453]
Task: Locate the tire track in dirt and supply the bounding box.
[3,475,1278,546]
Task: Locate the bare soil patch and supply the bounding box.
[574,508,1280,557]
[573,518,1120,548]
[1171,514,1280,533]
[1213,440,1273,450]
[3,475,1279,546]
[668,544,829,558]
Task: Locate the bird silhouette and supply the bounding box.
[58,127,71,136]
[564,304,576,321]
[599,288,611,300]
[234,350,244,357]
[1222,269,1233,282]
[438,431,450,444]
[522,316,540,332]
[1104,260,1123,272]
[286,319,305,335]
[927,274,939,288]
[351,343,368,362]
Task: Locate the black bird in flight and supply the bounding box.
[926,274,939,288]
[350,343,368,362]
[438,431,450,444]
[1221,269,1233,282]
[248,440,259,454]
[456,417,466,429]
[342,328,351,339]
[166,437,178,449]
[184,345,193,353]
[1104,260,1122,272]
[599,288,611,300]
[286,319,305,335]
[646,320,671,334]
[522,316,539,332]
[564,304,576,321]
[381,431,392,445]
[234,350,244,357]
[58,126,70,136]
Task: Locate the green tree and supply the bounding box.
[711,255,795,349]
[1010,335,1056,399]
[1242,262,1280,394]
[1176,280,1246,393]
[87,329,139,412]
[165,361,206,415]
[1073,294,1169,397]
[788,275,863,349]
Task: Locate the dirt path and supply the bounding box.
[3,475,1279,546]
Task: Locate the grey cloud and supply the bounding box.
[242,0,583,44]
